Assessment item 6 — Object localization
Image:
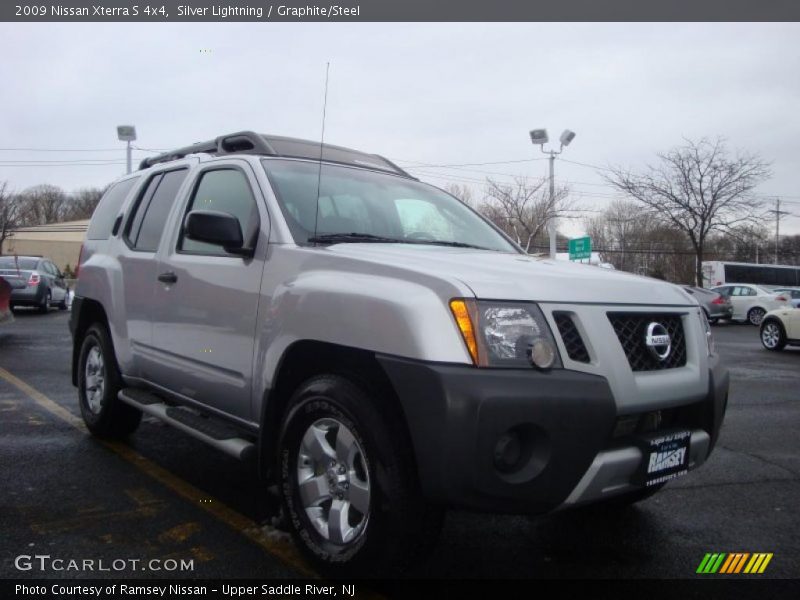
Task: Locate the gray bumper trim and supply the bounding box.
[560,429,711,507]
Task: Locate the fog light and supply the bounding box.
[493,431,522,473]
[530,339,556,369]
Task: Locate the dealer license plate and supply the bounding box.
[639,430,691,486]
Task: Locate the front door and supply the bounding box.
[150,161,268,422]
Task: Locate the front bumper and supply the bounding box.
[378,355,728,514]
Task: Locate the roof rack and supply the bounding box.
[138,131,415,178]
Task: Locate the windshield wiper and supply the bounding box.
[308,232,492,251]
[417,240,491,250]
[308,232,407,244]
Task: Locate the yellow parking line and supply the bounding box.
[0,366,314,577]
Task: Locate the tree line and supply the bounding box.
[0,182,105,250]
[445,137,798,285]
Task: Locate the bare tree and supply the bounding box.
[443,183,477,209]
[0,182,24,253]
[63,187,104,221]
[480,177,572,253]
[18,184,68,226]
[604,137,770,285]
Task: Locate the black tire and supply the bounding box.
[77,323,141,438]
[747,306,766,326]
[278,374,442,576]
[760,319,787,352]
[38,289,51,314]
[57,291,68,311]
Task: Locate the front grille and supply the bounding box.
[608,313,687,371]
[553,312,590,362]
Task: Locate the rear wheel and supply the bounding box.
[760,320,786,351]
[278,374,442,576]
[748,307,766,326]
[58,291,68,310]
[77,323,141,437]
[38,289,51,314]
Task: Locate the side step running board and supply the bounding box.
[118,388,255,461]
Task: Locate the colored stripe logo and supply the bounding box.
[696,553,773,574]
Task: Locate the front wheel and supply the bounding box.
[278,374,442,576]
[748,307,766,326]
[760,320,786,351]
[77,323,141,437]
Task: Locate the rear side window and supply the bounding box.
[179,169,259,255]
[126,169,188,252]
[86,177,139,240]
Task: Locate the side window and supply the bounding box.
[180,169,259,255]
[126,169,188,252]
[745,286,757,296]
[86,177,139,240]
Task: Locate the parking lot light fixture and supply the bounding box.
[117,125,137,174]
[530,128,576,258]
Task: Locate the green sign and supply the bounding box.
[568,236,592,260]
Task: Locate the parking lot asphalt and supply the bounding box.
[0,309,798,581]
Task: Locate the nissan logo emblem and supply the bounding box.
[645,322,671,361]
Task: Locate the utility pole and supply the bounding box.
[547,151,556,258]
[769,198,790,264]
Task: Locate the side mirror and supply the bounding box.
[184,210,251,256]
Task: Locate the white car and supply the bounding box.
[710,284,791,325]
[760,307,800,351]
[772,288,800,309]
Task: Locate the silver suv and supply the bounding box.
[70,131,729,575]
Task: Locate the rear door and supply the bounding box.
[149,160,268,422]
[118,168,190,378]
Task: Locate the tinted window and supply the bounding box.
[86,177,139,240]
[180,169,259,255]
[126,174,163,247]
[135,170,188,252]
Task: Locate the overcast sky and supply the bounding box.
[1,22,799,235]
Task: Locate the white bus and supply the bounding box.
[702,261,800,288]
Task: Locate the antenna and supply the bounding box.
[312,62,330,245]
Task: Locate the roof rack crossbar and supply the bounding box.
[138,131,276,170]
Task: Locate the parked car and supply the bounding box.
[683,286,733,324]
[771,287,800,309]
[710,284,790,325]
[70,131,729,575]
[760,307,800,351]
[0,255,70,313]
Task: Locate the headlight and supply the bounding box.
[450,300,562,369]
[698,310,715,356]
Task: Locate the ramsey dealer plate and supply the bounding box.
[637,430,691,487]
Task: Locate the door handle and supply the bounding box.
[157,271,178,284]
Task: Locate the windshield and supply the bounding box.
[262,159,518,252]
[0,257,38,270]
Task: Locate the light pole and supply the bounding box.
[117,125,137,174]
[529,128,576,258]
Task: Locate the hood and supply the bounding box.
[326,244,694,306]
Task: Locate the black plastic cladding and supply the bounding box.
[553,312,591,363]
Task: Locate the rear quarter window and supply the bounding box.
[86,177,139,240]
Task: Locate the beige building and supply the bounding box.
[1,220,88,273]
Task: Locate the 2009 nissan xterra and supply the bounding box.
[70,131,729,575]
